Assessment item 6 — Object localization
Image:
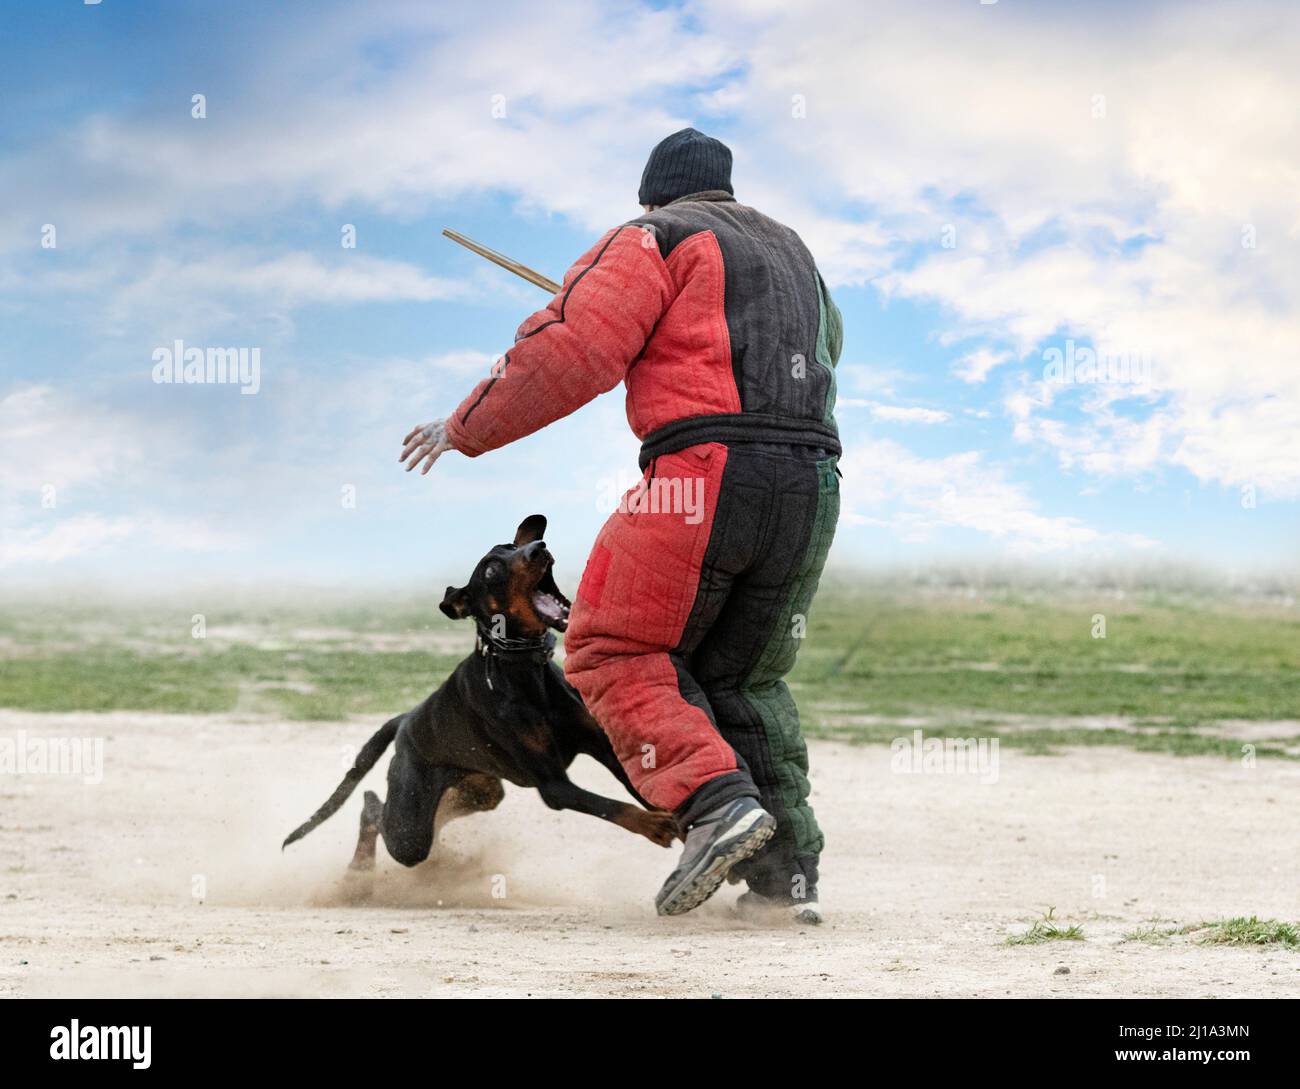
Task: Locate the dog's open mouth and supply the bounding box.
[531,565,572,631]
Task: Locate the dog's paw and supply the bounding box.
[635,808,680,848]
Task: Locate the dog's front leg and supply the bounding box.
[536,777,678,847]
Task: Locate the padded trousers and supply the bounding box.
[564,441,839,900]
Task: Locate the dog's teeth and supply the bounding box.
[532,592,563,621]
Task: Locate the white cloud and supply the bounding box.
[841,436,1158,556]
[20,250,464,339]
[693,0,1300,497]
[422,350,499,376]
[0,514,246,569]
[0,386,249,569]
[953,347,1013,384]
[839,399,950,424]
[2,0,1296,576]
[0,516,137,567]
[0,385,139,496]
[0,2,736,257]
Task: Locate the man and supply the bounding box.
[400,128,842,921]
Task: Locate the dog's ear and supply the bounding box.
[514,514,547,547]
[439,585,472,620]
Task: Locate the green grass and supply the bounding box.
[1006,908,1086,946]
[0,643,465,719]
[0,583,1297,758]
[793,584,1299,756]
[0,596,465,719]
[1120,923,1181,944]
[795,586,1300,723]
[1190,917,1300,947]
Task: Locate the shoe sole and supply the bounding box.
[656,810,777,917]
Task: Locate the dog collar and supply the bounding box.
[474,626,555,691]
[475,625,555,658]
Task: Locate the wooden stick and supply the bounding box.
[442,228,562,294]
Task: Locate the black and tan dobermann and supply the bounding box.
[282,515,679,871]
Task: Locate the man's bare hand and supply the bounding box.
[400,419,453,475]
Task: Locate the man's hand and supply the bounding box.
[399,419,454,475]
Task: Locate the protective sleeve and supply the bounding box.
[444,225,676,457]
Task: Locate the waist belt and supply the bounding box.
[638,413,841,471]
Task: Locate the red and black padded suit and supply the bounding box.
[445,190,842,901]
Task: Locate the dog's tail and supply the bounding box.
[282,715,402,850]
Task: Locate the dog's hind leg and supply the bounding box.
[347,790,384,872]
[381,735,443,867]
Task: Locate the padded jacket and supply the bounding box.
[444,190,842,467]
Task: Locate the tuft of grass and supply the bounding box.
[1006,907,1085,946]
[1190,916,1300,947]
[1121,923,1180,944]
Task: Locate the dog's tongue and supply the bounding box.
[532,566,572,630]
[532,591,568,624]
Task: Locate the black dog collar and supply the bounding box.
[474,625,555,655]
[474,624,555,689]
[474,624,556,689]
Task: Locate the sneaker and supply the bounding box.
[735,889,823,925]
[655,798,776,916]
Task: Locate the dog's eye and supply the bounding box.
[484,562,504,581]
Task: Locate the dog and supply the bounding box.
[282,515,679,871]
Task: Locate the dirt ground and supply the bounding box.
[1,708,1296,998]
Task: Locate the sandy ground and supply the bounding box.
[1,708,1296,998]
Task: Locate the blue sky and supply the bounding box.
[2,0,1297,588]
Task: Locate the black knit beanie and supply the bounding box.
[638,128,733,207]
